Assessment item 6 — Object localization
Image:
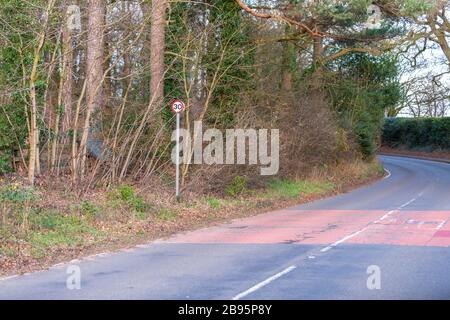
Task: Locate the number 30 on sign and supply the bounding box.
[171,99,185,113]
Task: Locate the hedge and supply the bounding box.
[382,117,450,151]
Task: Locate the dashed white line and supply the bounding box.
[398,198,416,209]
[320,246,332,253]
[376,210,397,222]
[320,196,419,253]
[231,265,297,300]
[320,227,369,253]
[231,192,419,299]
[0,275,18,282]
[436,220,447,230]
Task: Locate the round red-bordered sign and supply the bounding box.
[171,99,185,113]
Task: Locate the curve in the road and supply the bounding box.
[0,155,449,299]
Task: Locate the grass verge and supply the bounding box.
[0,159,384,276]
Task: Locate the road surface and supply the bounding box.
[1,155,450,299]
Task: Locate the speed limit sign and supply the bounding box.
[171,99,185,201]
[171,99,185,113]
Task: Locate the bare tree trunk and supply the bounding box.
[55,14,74,174]
[185,1,210,124]
[28,0,56,185]
[61,2,74,140]
[103,39,112,106]
[427,2,450,66]
[280,22,295,92]
[311,33,323,87]
[431,25,450,65]
[50,2,74,173]
[78,0,105,180]
[150,0,167,119]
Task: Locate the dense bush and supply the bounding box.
[383,117,450,150]
[326,53,401,159]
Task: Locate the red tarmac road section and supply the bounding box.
[167,209,450,247]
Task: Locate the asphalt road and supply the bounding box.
[1,155,449,300]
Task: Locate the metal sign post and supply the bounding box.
[171,99,185,201]
[175,111,180,200]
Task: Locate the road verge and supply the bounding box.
[0,159,384,277]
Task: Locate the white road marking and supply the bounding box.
[383,168,391,179]
[436,220,446,230]
[376,210,397,223]
[0,275,18,282]
[320,227,369,253]
[231,265,297,300]
[399,198,416,209]
[50,263,66,269]
[320,196,419,253]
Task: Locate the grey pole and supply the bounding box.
[175,112,180,201]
